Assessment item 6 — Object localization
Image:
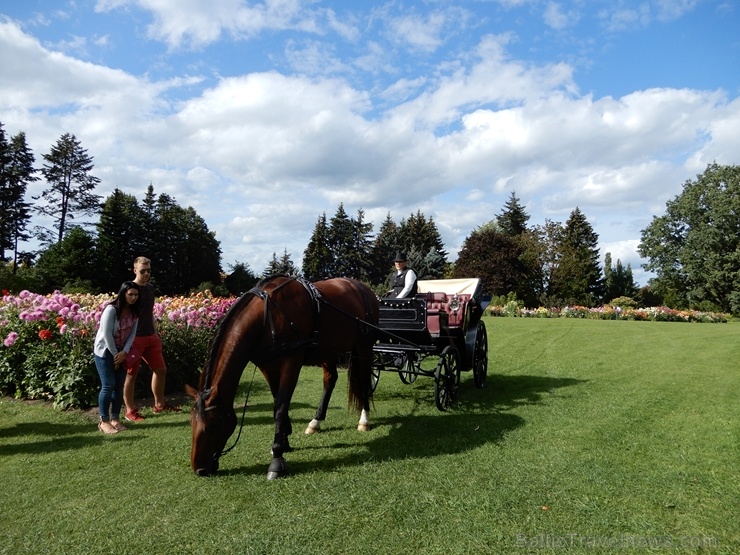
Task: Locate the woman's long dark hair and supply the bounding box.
[112,281,141,318]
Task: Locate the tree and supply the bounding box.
[34,226,99,292]
[453,222,524,296]
[398,211,448,268]
[35,133,102,244]
[603,252,638,303]
[152,196,222,294]
[0,123,13,260]
[263,249,297,277]
[1,126,37,267]
[327,204,355,277]
[347,208,373,281]
[369,212,400,285]
[224,262,259,295]
[5,132,37,270]
[550,207,603,306]
[96,189,146,293]
[496,191,530,236]
[94,185,223,295]
[639,163,740,313]
[302,212,333,281]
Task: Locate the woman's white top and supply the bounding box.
[93,304,139,358]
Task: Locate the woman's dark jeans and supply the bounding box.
[94,351,125,421]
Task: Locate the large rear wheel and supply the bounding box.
[472,321,488,388]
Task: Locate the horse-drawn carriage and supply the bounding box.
[372,278,490,410]
[188,275,490,479]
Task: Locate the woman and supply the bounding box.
[93,281,141,434]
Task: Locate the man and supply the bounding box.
[389,252,418,299]
[123,257,179,421]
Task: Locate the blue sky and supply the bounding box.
[1,0,739,285]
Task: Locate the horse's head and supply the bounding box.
[186,384,237,477]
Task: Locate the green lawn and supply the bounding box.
[1,318,738,554]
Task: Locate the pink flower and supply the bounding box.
[4,331,19,347]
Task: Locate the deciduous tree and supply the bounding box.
[639,163,740,313]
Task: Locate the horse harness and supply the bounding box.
[245,276,375,361]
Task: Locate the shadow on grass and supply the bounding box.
[218,373,586,478]
[0,411,192,456]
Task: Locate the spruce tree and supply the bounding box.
[551,207,603,306]
[1,127,37,266]
[0,123,12,260]
[7,132,37,269]
[302,212,333,281]
[370,212,400,285]
[496,191,530,236]
[328,204,355,277]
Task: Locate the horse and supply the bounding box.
[186,275,379,479]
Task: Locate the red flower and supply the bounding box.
[56,316,65,328]
[38,329,53,341]
[2,289,9,297]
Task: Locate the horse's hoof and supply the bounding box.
[305,425,320,435]
[266,456,287,480]
[357,423,371,432]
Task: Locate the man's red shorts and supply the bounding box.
[125,334,166,375]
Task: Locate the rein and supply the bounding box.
[207,362,259,462]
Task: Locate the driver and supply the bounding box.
[388,252,418,299]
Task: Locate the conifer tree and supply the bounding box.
[370,212,400,284]
[328,204,355,277]
[36,133,102,244]
[1,127,37,266]
[550,207,603,306]
[302,212,333,281]
[496,191,530,236]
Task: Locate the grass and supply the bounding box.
[1,318,738,554]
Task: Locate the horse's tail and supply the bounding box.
[346,280,379,411]
[347,347,372,412]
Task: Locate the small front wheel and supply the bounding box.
[434,346,461,411]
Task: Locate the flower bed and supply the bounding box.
[485,304,728,323]
[1,289,237,409]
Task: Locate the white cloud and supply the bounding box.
[1,5,738,282]
[95,0,335,49]
[543,2,578,30]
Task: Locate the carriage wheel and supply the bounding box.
[370,353,382,393]
[398,353,418,384]
[472,321,489,388]
[434,346,461,411]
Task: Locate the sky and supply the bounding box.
[1,0,739,285]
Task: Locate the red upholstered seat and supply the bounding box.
[422,292,472,329]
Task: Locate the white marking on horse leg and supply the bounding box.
[357,409,370,432]
[305,418,321,434]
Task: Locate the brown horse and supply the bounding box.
[187,276,379,479]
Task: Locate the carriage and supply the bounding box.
[372,278,491,410]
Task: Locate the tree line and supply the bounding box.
[1,121,738,312]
